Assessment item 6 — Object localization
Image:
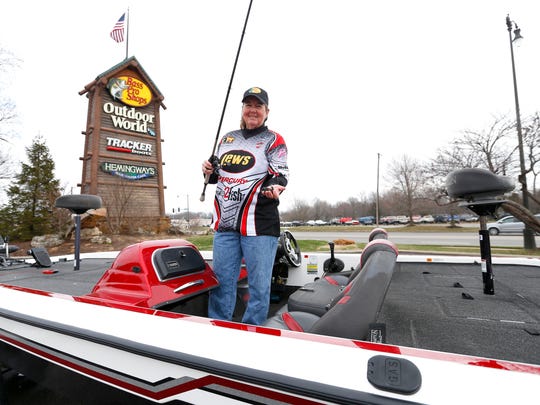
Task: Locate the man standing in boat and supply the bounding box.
[201,87,289,325]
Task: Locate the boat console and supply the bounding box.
[85,239,220,309]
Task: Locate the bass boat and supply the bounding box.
[0,168,538,404]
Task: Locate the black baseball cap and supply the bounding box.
[242,87,269,105]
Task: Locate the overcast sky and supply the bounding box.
[1,0,540,214]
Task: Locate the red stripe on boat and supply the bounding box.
[282,312,304,332]
[337,296,351,305]
[324,276,339,286]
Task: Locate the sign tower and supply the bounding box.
[79,57,167,232]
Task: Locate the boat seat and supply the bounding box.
[286,239,396,317]
[368,227,388,242]
[446,168,514,202]
[55,194,103,214]
[0,236,20,256]
[286,280,345,317]
[265,240,398,340]
[325,228,390,286]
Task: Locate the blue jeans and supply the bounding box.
[208,231,278,325]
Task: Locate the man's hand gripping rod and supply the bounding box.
[199,0,254,202]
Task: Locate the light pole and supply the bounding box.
[176,194,190,229]
[506,14,536,250]
[376,153,381,226]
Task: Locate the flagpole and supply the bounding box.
[125,8,130,59]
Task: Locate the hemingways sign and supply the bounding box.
[104,76,156,135]
[106,137,153,156]
[101,162,157,180]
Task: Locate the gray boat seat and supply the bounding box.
[368,227,388,241]
[55,194,102,214]
[265,240,398,340]
[325,229,390,286]
[286,239,397,316]
[446,168,514,202]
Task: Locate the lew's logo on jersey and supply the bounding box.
[220,150,255,173]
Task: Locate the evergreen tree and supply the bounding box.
[0,136,61,240]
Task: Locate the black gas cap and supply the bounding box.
[367,355,422,395]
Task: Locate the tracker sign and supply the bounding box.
[106,137,153,156]
[101,162,156,180]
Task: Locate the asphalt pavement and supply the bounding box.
[287,228,540,248]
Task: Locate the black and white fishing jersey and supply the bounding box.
[211,126,289,236]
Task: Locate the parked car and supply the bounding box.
[433,214,461,223]
[358,216,374,225]
[380,216,397,225]
[345,219,360,225]
[486,215,540,235]
[417,215,435,224]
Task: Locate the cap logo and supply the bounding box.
[248,87,262,94]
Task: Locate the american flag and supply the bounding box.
[110,13,125,43]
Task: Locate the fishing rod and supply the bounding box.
[200,0,254,202]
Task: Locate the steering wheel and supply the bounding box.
[278,230,302,267]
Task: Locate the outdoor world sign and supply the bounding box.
[104,76,156,136]
[103,102,155,135]
[100,162,157,180]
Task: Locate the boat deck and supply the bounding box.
[0,252,539,403]
[0,257,114,297]
[379,261,540,365]
[1,254,538,365]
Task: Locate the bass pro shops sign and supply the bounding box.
[104,76,156,135]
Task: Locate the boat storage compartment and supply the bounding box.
[153,246,206,281]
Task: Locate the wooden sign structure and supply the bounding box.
[79,57,167,232]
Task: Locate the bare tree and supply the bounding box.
[421,115,518,217]
[522,112,540,194]
[309,198,333,221]
[457,115,516,175]
[387,155,425,224]
[0,48,21,188]
[281,198,311,222]
[0,47,20,143]
[101,179,136,234]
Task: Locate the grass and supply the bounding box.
[184,229,540,257]
[286,223,478,233]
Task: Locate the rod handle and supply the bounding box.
[200,174,211,201]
